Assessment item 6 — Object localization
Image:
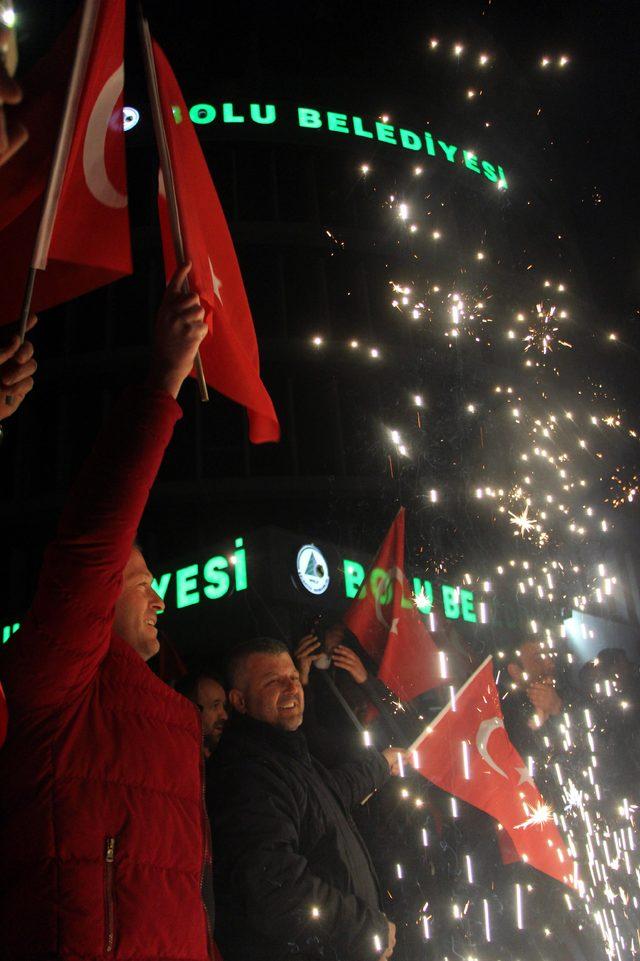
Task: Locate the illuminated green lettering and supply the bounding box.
[203,556,230,600]
[176,564,200,608]
[460,589,477,623]
[481,160,498,182]
[438,141,458,163]
[375,121,397,144]
[249,103,276,124]
[464,151,481,174]
[344,559,365,598]
[327,111,349,133]
[222,103,245,123]
[497,166,508,189]
[413,578,434,613]
[399,128,421,150]
[371,567,393,604]
[151,573,172,606]
[441,584,460,619]
[353,116,374,138]
[298,107,322,128]
[424,131,436,156]
[189,103,216,124]
[2,622,20,644]
[233,537,248,591]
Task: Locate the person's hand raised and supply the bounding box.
[0,314,37,421]
[527,680,562,720]
[147,262,208,399]
[293,634,321,686]
[331,645,367,684]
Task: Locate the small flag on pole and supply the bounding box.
[343,507,443,701]
[410,657,576,886]
[0,0,131,328]
[150,38,280,442]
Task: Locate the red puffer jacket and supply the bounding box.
[0,387,212,961]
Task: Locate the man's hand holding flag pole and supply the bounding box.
[137,9,280,439]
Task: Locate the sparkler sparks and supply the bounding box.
[514,801,554,830]
[523,303,572,356]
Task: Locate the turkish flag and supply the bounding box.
[0,0,131,325]
[410,657,576,887]
[152,40,280,444]
[343,508,442,701]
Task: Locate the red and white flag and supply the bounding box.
[343,508,442,701]
[0,0,131,324]
[410,656,576,886]
[152,40,280,444]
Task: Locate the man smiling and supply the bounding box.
[0,264,214,961]
[209,637,403,961]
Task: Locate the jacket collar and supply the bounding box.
[222,712,311,764]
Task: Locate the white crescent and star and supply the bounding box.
[474,716,537,788]
[475,717,508,778]
[374,565,407,631]
[208,258,223,305]
[83,63,127,209]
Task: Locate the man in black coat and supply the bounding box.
[208,637,404,961]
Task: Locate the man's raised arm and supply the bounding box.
[0,264,207,715]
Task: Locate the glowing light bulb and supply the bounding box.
[429,38,439,49]
[360,163,370,174]
[479,53,490,65]
[432,230,441,240]
[312,336,323,347]
[454,43,464,56]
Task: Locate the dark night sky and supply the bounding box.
[139,0,640,323]
[15,0,640,321]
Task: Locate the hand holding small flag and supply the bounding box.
[147,262,208,400]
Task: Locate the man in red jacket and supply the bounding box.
[0,263,213,961]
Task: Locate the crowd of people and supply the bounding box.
[1,270,639,960]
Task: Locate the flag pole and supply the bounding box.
[137,7,209,402]
[18,0,101,341]
[6,0,101,407]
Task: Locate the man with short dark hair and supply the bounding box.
[209,636,403,961]
[176,671,228,756]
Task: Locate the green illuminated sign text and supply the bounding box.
[186,101,508,189]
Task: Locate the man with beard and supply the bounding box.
[176,671,229,757]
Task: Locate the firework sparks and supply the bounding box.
[509,503,538,536]
[514,801,554,830]
[523,303,572,355]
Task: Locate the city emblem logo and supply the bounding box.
[296,544,330,595]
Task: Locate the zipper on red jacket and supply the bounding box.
[104,836,116,954]
[197,710,215,959]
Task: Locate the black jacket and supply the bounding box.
[208,713,391,961]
